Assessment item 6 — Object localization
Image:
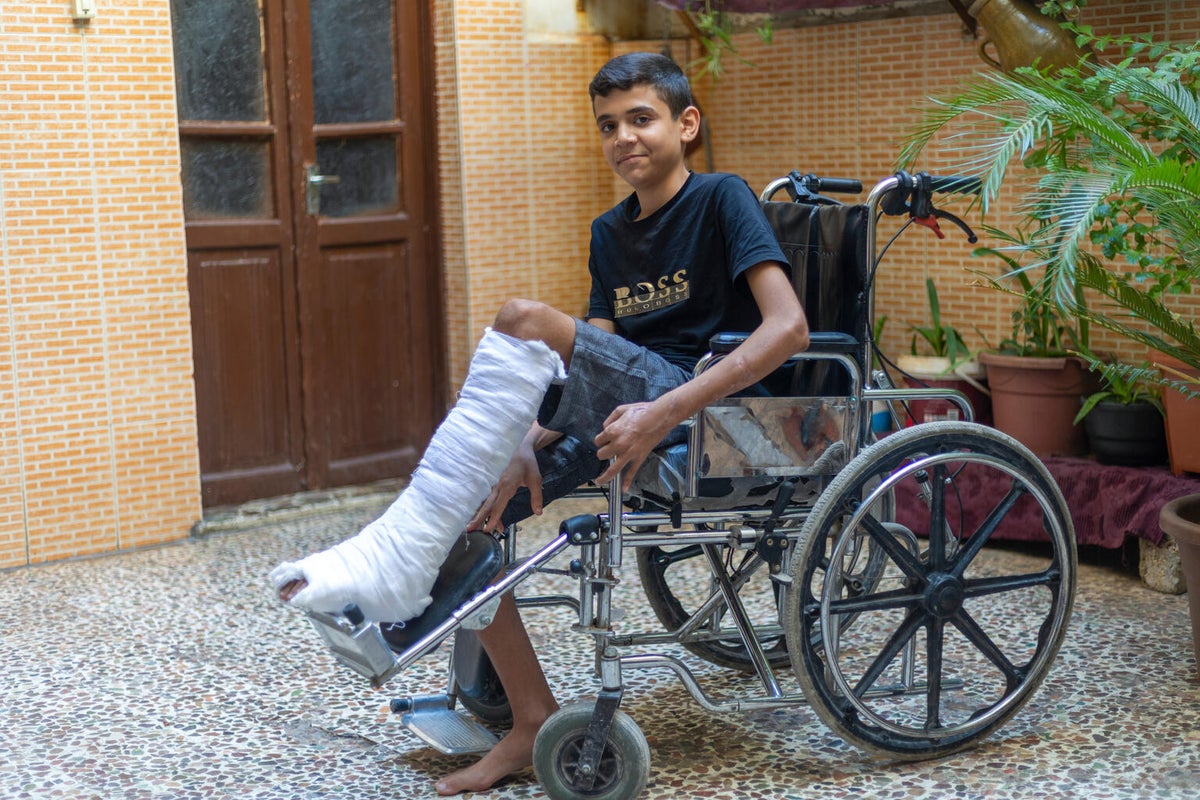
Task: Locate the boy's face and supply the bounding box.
[593,85,698,193]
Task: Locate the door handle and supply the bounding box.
[305,163,340,215]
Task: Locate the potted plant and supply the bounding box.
[904,32,1200,665]
[899,32,1200,461]
[1155,352,1200,475]
[896,278,991,425]
[1074,360,1167,466]
[971,245,1097,455]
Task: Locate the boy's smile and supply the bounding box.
[593,85,699,212]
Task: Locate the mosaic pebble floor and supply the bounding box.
[1,491,1197,800]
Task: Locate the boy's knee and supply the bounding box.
[493,298,550,340]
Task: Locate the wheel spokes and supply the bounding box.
[926,617,945,730]
[950,482,1028,578]
[950,606,1024,690]
[852,607,925,699]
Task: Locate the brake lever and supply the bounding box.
[934,208,978,243]
[912,214,945,239]
[911,209,977,243]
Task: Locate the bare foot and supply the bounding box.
[433,724,541,796]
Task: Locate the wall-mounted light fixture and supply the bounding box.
[70,0,97,23]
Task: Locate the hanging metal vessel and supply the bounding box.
[969,0,1089,73]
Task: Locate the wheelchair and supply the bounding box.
[301,171,1077,799]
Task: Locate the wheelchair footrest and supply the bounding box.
[379,531,504,653]
[304,609,399,687]
[391,694,499,755]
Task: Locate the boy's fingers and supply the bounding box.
[528,479,544,515]
[621,453,649,492]
[595,458,625,487]
[467,495,492,530]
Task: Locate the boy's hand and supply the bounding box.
[469,441,543,534]
[594,400,676,492]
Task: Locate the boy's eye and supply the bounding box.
[635,115,651,125]
[599,122,614,134]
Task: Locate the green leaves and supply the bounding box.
[900,34,1200,392]
[909,278,971,363]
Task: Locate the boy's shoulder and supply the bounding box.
[688,171,750,191]
[597,172,755,225]
[686,172,762,206]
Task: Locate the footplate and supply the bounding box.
[304,609,399,688]
[391,694,498,755]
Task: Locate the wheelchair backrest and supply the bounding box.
[760,200,871,395]
[760,200,870,339]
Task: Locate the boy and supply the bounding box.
[274,52,808,795]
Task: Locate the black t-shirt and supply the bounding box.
[586,172,788,371]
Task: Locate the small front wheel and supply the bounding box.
[533,702,651,800]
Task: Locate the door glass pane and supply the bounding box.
[170,0,267,122]
[180,138,274,219]
[310,0,396,124]
[314,137,399,217]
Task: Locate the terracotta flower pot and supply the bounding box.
[1159,494,1200,675]
[978,352,1099,456]
[1154,353,1200,476]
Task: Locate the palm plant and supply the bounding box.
[898,35,1200,395]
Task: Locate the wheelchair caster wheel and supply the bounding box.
[452,629,512,727]
[533,702,650,800]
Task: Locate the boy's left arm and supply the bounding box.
[594,261,808,489]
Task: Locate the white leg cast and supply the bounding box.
[270,328,565,622]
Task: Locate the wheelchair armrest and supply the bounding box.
[708,330,859,355]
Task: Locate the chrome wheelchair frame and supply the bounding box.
[302,172,1078,800]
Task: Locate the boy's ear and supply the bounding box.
[678,105,701,143]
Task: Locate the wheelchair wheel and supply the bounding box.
[533,702,651,800]
[784,422,1076,759]
[636,542,791,671]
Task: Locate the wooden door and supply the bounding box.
[172,0,444,507]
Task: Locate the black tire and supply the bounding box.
[785,422,1076,759]
[452,630,512,727]
[533,702,651,800]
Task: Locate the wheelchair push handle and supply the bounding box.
[877,170,979,243]
[927,173,982,195]
[760,171,863,204]
[802,174,862,195]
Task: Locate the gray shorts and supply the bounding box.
[498,321,692,526]
[538,319,692,443]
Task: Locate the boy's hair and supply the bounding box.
[589,52,694,119]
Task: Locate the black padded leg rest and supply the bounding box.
[709,330,858,355]
[379,531,504,653]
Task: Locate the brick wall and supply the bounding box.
[3,0,1193,564]
[434,0,612,387]
[0,5,199,566]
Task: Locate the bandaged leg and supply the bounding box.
[270,328,565,623]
